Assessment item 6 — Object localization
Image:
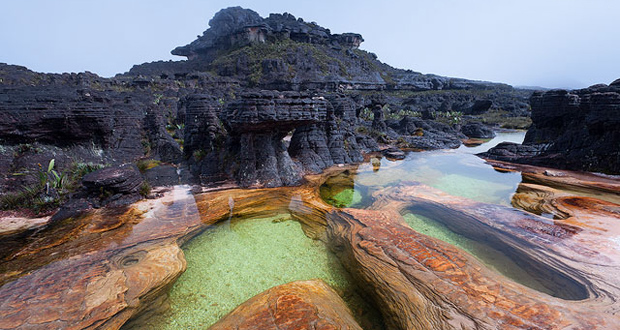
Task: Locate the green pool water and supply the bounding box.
[402,213,555,296]
[321,131,526,208]
[134,131,545,328]
[137,215,381,329]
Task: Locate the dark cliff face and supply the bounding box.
[0,6,535,193]
[481,81,620,174]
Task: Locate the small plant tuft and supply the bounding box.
[139,181,151,197]
[136,159,161,173]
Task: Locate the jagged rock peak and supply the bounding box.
[172,7,363,60]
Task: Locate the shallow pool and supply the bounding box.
[136,215,381,329]
[319,131,573,297]
[321,131,526,208]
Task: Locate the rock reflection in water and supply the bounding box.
[321,132,525,209]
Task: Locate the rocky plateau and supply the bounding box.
[1,5,620,330]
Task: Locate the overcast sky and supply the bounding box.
[1,0,618,89]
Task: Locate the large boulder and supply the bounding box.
[82,164,143,195]
[461,122,496,139]
[209,280,363,329]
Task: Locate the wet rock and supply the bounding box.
[50,199,92,223]
[461,122,496,139]
[326,180,620,329]
[209,280,362,330]
[381,147,405,160]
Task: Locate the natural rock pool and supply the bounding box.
[136,131,546,328]
[320,131,526,208]
[135,215,380,329]
[5,130,620,329]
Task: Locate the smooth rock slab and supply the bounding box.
[208,279,362,330]
[325,177,620,329]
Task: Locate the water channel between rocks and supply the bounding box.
[132,131,529,329]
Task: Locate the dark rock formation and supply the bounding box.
[0,86,144,159]
[144,165,180,187]
[185,91,331,187]
[0,6,535,194]
[82,164,144,207]
[223,91,326,187]
[461,122,496,139]
[465,99,493,115]
[172,7,363,61]
[289,94,378,174]
[481,81,620,173]
[82,164,143,193]
[392,116,465,150]
[182,94,228,183]
[381,147,405,160]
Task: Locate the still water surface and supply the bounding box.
[136,131,537,329]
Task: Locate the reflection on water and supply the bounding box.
[140,215,381,329]
[403,213,555,296]
[319,131,591,299]
[139,131,530,328]
[321,131,526,207]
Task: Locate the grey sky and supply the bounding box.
[1,0,618,89]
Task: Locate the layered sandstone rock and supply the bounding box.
[481,81,620,173]
[184,91,381,187]
[326,178,620,329]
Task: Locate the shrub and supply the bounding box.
[139,181,151,197]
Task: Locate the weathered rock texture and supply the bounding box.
[0,172,340,330]
[209,280,363,330]
[461,122,496,139]
[392,116,466,150]
[1,160,620,329]
[0,6,535,192]
[326,175,620,329]
[481,81,620,173]
[172,7,363,60]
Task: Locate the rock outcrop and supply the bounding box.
[289,94,378,173]
[2,162,620,329]
[461,122,496,139]
[481,81,620,173]
[172,7,363,60]
[325,170,620,329]
[392,116,466,150]
[209,280,363,330]
[184,91,381,187]
[221,91,327,187]
[1,6,533,194]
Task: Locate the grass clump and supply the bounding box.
[136,159,161,173]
